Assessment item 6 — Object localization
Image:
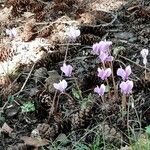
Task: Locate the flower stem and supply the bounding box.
[73,74,84,101]
[102,63,111,99]
[101,95,105,103]
[145,64,147,79]
[109,62,118,99]
[122,93,126,110]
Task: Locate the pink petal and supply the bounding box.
[105,68,112,77]
[99,84,106,96]
[125,66,131,77]
[120,81,127,93]
[117,68,126,80]
[126,80,133,94]
[99,52,108,63]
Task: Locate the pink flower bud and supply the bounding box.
[53,80,67,93]
[97,68,111,80]
[94,84,106,96]
[61,63,73,77]
[117,65,131,80]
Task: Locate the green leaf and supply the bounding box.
[8,95,15,104]
[72,88,82,100]
[75,142,90,150]
[105,85,110,93]
[56,134,70,146]
[113,46,126,57]
[21,101,35,113]
[146,125,150,135]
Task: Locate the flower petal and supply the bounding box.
[125,66,132,77]
[141,49,149,58]
[117,68,126,80]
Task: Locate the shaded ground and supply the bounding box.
[0,0,150,149]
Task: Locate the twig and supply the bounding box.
[118,55,150,72]
[13,63,35,97]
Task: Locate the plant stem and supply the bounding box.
[102,63,111,99]
[109,61,118,99]
[122,93,126,110]
[145,64,147,79]
[101,95,105,103]
[73,74,84,101]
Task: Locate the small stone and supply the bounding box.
[5,106,19,118]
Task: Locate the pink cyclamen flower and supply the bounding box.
[141,49,149,65]
[53,79,67,93]
[99,51,113,63]
[120,80,133,95]
[61,63,73,77]
[97,68,112,80]
[117,65,131,80]
[92,40,112,55]
[94,84,106,96]
[66,27,80,41]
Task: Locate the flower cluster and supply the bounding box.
[93,41,113,97]
[117,66,133,95]
[53,63,73,93]
[92,41,113,63]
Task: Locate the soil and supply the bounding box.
[0,0,150,149]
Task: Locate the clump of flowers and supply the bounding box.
[92,40,116,100]
[117,65,133,109]
[92,41,113,63]
[92,41,112,55]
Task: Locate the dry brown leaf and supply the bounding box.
[21,136,49,147]
[1,122,13,135]
[0,6,12,22]
[22,12,35,18]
